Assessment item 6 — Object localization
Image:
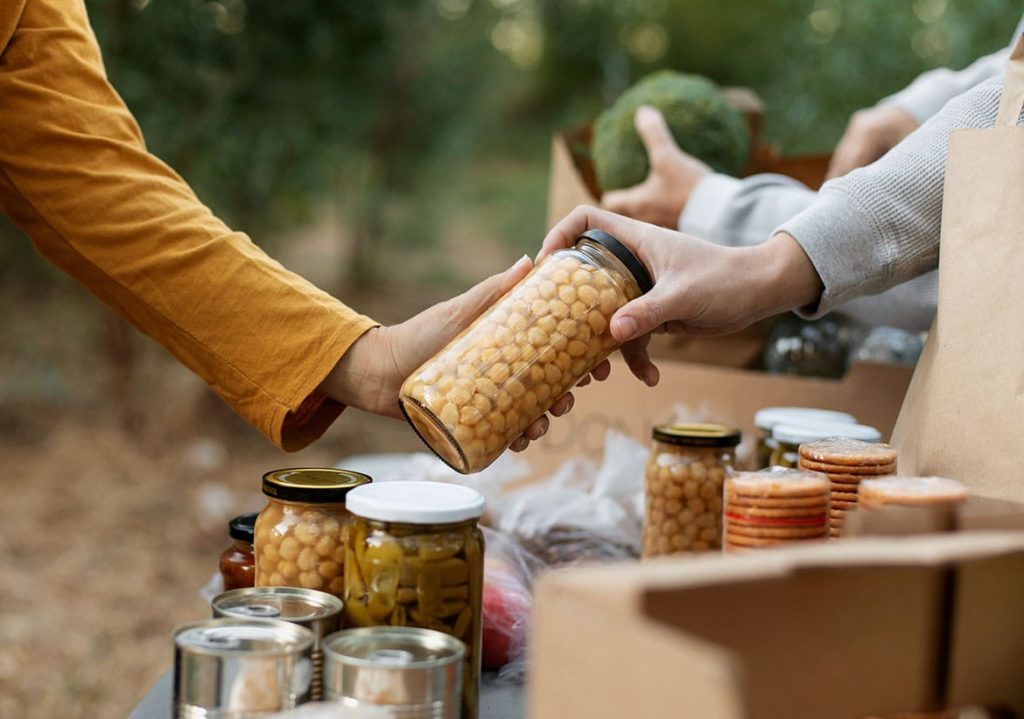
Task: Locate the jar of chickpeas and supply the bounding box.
[343,481,485,719]
[642,423,741,558]
[400,229,652,474]
[254,468,371,600]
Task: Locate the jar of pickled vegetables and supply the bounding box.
[769,422,881,468]
[220,512,258,591]
[254,468,371,599]
[752,407,856,469]
[343,481,485,719]
[642,423,740,558]
[400,229,652,474]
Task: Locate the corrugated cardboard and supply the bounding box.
[524,355,915,475]
[529,532,1024,719]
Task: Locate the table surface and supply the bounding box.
[129,670,524,719]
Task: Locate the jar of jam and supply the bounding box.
[400,229,651,474]
[220,512,258,591]
[254,468,371,599]
[642,423,740,558]
[752,407,856,469]
[343,481,485,719]
[769,422,881,468]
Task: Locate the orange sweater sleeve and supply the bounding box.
[0,0,378,451]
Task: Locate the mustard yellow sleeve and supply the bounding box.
[0,0,378,451]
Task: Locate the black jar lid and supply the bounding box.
[261,468,372,504]
[578,228,653,294]
[652,423,742,448]
[228,512,258,542]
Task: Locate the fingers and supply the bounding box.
[620,336,660,386]
[601,185,645,217]
[538,204,652,262]
[609,286,670,343]
[442,255,532,329]
[634,105,677,160]
[510,436,529,452]
[591,359,611,381]
[548,392,574,416]
[521,414,549,441]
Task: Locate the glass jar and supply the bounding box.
[642,423,741,558]
[343,481,485,719]
[220,512,258,591]
[769,422,881,468]
[254,468,371,599]
[752,407,857,469]
[400,229,651,474]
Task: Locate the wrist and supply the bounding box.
[746,233,823,318]
[318,326,396,416]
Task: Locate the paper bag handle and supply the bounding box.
[997,33,1024,126]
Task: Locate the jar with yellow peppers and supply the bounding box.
[400,229,651,474]
[254,468,371,600]
[343,481,485,719]
[642,423,741,558]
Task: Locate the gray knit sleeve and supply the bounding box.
[778,75,1004,316]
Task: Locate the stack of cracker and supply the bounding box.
[722,470,829,553]
[859,476,967,508]
[797,438,897,538]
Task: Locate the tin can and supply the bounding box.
[323,627,465,719]
[212,587,343,701]
[173,618,314,718]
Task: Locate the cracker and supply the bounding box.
[725,512,826,529]
[831,499,858,510]
[725,532,824,548]
[726,495,829,509]
[799,459,896,476]
[798,438,897,466]
[726,470,828,498]
[859,477,967,507]
[726,523,827,540]
[725,505,829,519]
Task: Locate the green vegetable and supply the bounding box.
[592,70,750,191]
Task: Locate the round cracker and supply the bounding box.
[726,494,829,509]
[725,523,827,540]
[725,505,829,519]
[725,512,826,529]
[798,438,896,466]
[799,459,896,476]
[726,470,828,498]
[831,499,858,510]
[859,476,967,507]
[831,492,859,503]
[725,532,824,548]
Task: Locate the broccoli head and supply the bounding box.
[592,70,750,192]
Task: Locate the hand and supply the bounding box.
[319,256,599,452]
[601,106,711,228]
[826,105,918,180]
[540,205,823,344]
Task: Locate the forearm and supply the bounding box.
[777,76,1005,316]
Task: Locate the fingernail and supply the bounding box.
[615,316,638,341]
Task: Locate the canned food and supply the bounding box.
[752,407,857,469]
[323,627,465,719]
[220,513,258,591]
[212,586,343,701]
[254,468,371,599]
[400,229,651,474]
[343,481,484,719]
[173,618,313,717]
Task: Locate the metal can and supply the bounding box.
[212,586,343,701]
[323,627,465,719]
[173,618,314,717]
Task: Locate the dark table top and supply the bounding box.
[129,670,524,719]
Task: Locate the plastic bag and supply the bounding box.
[480,527,542,682]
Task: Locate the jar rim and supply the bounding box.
[261,468,371,503]
[346,481,485,524]
[577,229,652,293]
[652,422,741,448]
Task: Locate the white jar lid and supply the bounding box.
[345,481,485,524]
[753,407,857,431]
[772,422,881,445]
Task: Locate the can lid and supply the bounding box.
[262,468,371,504]
[324,627,465,668]
[346,481,485,524]
[174,618,313,656]
[213,587,343,622]
[652,423,741,448]
[772,422,881,445]
[578,229,653,294]
[228,512,258,542]
[753,407,857,431]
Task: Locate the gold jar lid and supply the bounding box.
[652,423,741,448]
[261,468,371,504]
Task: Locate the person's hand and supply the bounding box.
[319,256,605,452]
[826,105,918,180]
[601,106,711,228]
[540,205,823,346]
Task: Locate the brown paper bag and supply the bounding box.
[892,36,1024,500]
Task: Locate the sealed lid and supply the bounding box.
[228,512,258,542]
[346,481,485,525]
[578,229,653,293]
[772,422,881,445]
[174,618,313,656]
[652,423,741,448]
[213,587,343,623]
[753,407,857,431]
[262,468,371,504]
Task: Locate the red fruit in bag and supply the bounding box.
[481,567,531,669]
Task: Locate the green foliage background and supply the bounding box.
[4,0,1019,284]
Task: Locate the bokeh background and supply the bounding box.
[0,0,1017,716]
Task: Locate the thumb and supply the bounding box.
[609,286,670,343]
[437,255,532,331]
[601,184,644,215]
[634,105,677,161]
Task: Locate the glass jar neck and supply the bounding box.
[266,497,347,510]
[360,517,479,533]
[574,239,643,300]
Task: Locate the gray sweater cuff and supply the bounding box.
[678,173,744,238]
[775,188,892,318]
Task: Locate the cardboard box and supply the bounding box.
[529,532,1024,719]
[524,355,915,476]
